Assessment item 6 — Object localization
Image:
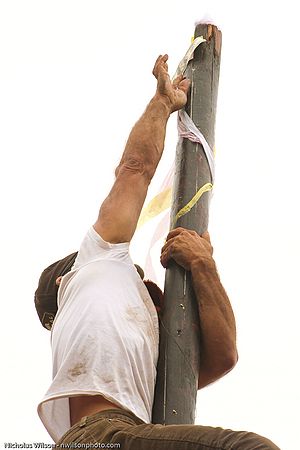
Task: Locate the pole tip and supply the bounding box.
[195,14,219,28]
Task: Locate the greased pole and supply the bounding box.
[152,23,222,425]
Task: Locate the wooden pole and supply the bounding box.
[152,23,222,425]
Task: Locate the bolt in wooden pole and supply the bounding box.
[152,23,222,425]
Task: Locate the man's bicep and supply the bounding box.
[94,170,149,243]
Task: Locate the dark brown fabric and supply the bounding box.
[34,252,78,330]
[56,408,280,449]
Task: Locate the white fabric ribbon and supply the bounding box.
[177,110,215,182]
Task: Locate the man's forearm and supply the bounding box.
[116,95,171,181]
[96,95,172,243]
[160,228,237,387]
[94,55,189,243]
[191,259,238,384]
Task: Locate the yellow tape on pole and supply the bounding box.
[173,182,213,225]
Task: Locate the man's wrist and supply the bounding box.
[151,93,172,116]
[190,256,218,278]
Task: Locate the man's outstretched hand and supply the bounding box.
[153,54,190,113]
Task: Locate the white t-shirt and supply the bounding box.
[38,227,159,442]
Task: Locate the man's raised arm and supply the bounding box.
[160,227,238,389]
[94,55,190,244]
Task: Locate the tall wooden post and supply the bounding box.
[152,24,222,425]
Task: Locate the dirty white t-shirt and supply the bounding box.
[38,226,159,442]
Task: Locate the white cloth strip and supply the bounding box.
[178,110,215,182]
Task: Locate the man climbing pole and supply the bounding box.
[35,54,279,449]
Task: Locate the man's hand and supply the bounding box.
[153,54,190,113]
[160,227,214,271]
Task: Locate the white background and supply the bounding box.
[1,1,299,449]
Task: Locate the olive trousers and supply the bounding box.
[56,408,280,450]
